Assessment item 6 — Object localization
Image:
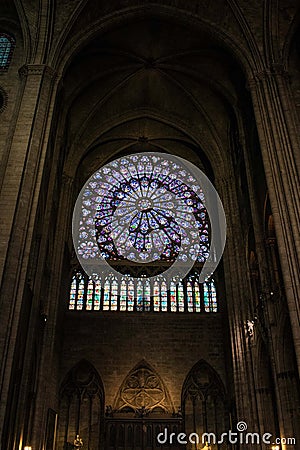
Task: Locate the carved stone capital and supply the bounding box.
[18,64,57,81]
[248,64,290,87]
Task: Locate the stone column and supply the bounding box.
[31,172,75,450]
[248,66,300,375]
[216,175,261,443]
[0,64,57,445]
[239,111,286,443]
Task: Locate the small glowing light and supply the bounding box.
[24,447,32,450]
[271,446,280,450]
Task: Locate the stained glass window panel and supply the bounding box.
[144,280,151,311]
[79,154,210,267]
[77,275,85,310]
[170,281,177,312]
[194,282,201,313]
[128,280,134,311]
[69,276,77,310]
[153,281,160,312]
[68,270,218,313]
[204,283,209,312]
[103,278,110,310]
[204,281,218,312]
[0,34,14,69]
[137,280,143,311]
[161,280,168,312]
[94,279,101,310]
[120,279,127,311]
[187,281,193,312]
[178,282,185,312]
[111,279,118,311]
[86,279,94,310]
[211,280,218,312]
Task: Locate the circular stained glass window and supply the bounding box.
[73,152,227,284]
[94,157,210,265]
[75,153,210,279]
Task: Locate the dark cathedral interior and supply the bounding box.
[0,1,300,449]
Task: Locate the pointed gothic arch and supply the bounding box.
[182,360,228,449]
[104,361,182,449]
[113,360,174,415]
[57,360,104,450]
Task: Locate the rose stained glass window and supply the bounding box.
[71,153,224,313]
[77,154,210,274]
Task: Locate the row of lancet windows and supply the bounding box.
[68,271,218,313]
[0,33,15,70]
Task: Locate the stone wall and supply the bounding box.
[60,311,229,407]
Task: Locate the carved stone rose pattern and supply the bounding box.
[116,366,169,413]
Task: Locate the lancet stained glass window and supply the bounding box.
[128,279,134,311]
[187,281,193,312]
[194,282,201,313]
[87,279,94,310]
[111,278,118,310]
[161,280,168,312]
[204,279,218,312]
[94,279,101,310]
[69,277,77,310]
[77,275,85,310]
[178,282,185,312]
[0,33,15,70]
[153,280,160,312]
[120,279,127,311]
[103,278,110,310]
[68,271,219,313]
[137,280,143,311]
[144,279,151,310]
[170,281,177,312]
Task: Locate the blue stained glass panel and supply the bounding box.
[0,34,14,69]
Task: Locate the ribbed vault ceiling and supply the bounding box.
[60,18,247,182]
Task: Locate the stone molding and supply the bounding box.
[18,64,57,81]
